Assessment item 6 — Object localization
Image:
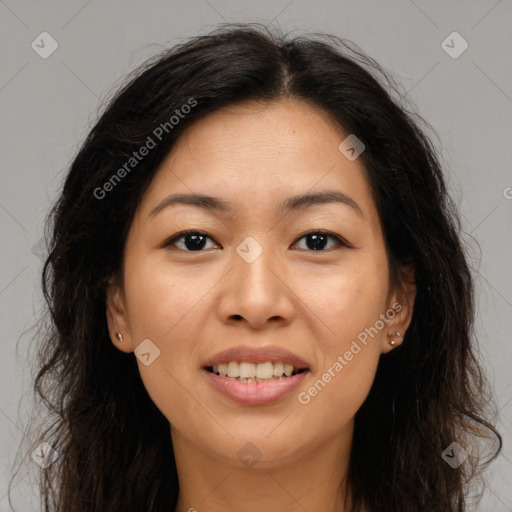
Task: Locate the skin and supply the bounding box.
[106,99,416,512]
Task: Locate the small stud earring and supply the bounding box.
[115,332,123,343]
[387,331,401,346]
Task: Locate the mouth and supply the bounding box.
[201,361,310,405]
[201,345,311,405]
[204,362,309,383]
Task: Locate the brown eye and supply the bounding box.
[165,231,219,251]
[292,230,347,251]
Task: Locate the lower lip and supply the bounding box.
[202,369,309,405]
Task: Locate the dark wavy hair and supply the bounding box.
[9,22,501,512]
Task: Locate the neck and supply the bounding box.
[172,422,354,512]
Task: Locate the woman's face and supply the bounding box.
[107,99,414,468]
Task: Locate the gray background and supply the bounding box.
[1,0,511,510]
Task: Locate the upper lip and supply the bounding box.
[203,345,310,370]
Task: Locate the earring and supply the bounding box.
[115,332,123,343]
[387,331,401,346]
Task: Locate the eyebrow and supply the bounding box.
[149,190,363,218]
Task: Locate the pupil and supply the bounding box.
[308,233,327,250]
[185,234,206,251]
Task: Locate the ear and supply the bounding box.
[381,265,416,354]
[106,275,134,353]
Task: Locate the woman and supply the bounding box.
[13,23,501,512]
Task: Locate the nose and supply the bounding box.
[217,242,296,330]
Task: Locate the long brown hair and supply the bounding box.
[9,23,501,512]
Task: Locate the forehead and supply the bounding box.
[137,99,377,223]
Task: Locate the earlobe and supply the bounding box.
[383,268,416,352]
[105,278,133,353]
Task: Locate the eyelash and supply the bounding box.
[163,229,350,252]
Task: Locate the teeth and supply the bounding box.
[227,361,239,378]
[239,362,256,379]
[273,362,284,376]
[209,361,305,381]
[256,362,274,379]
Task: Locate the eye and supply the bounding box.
[291,230,348,251]
[164,229,349,253]
[164,230,220,252]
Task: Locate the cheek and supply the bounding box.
[292,257,387,423]
[123,252,210,342]
[122,266,202,430]
[299,254,389,346]
[121,253,221,416]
